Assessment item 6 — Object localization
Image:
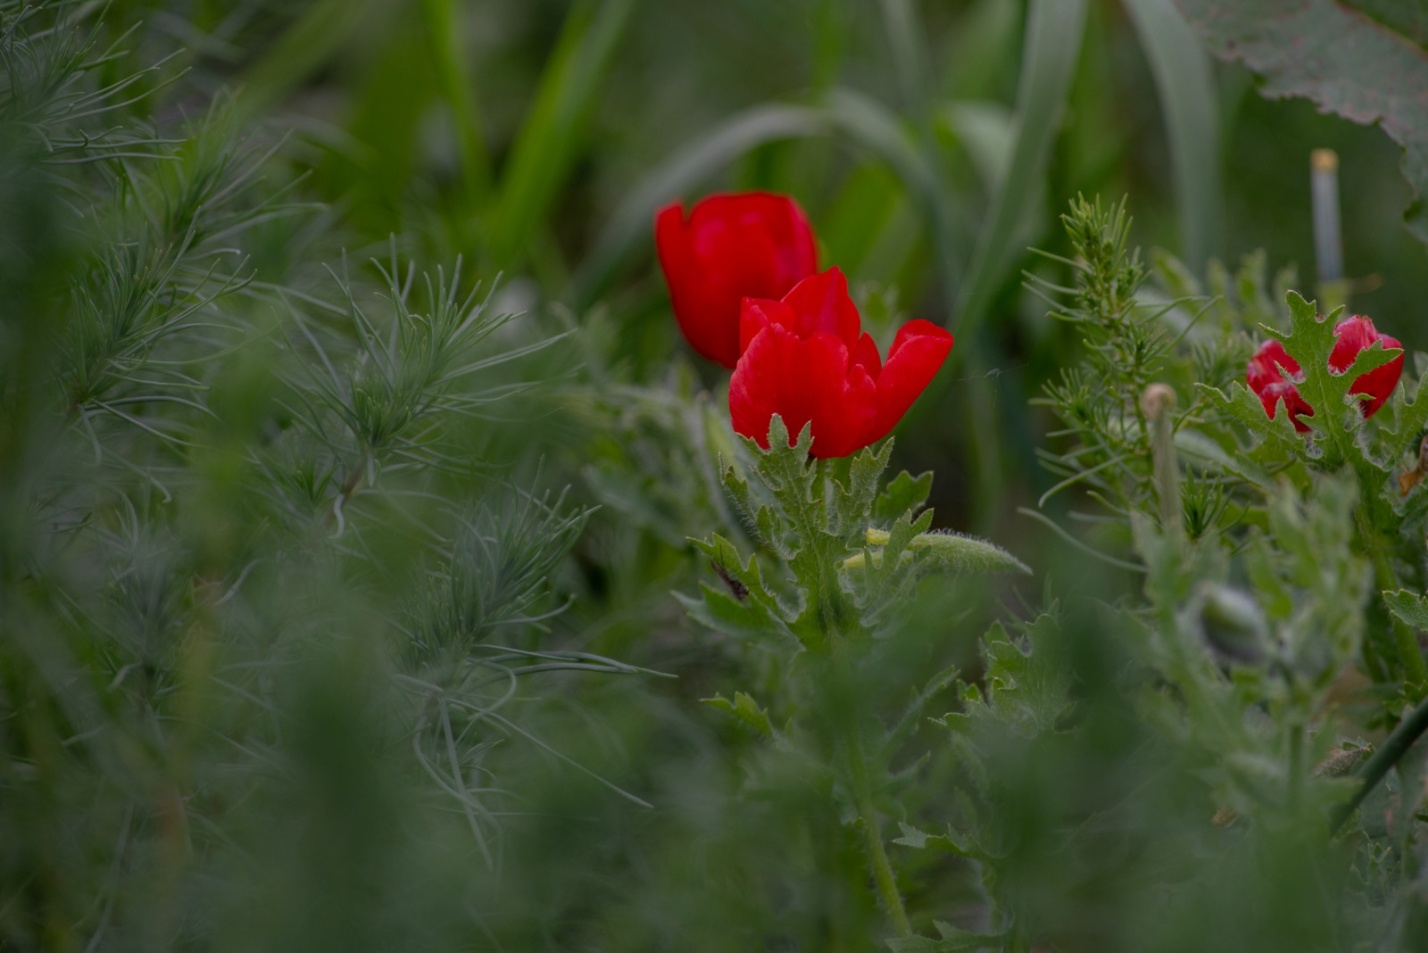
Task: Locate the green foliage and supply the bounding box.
[13,0,1428,950]
[684,416,1027,651]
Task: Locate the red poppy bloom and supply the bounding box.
[655,192,818,368]
[1246,315,1403,432]
[729,268,954,459]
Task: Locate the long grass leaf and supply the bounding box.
[1123,0,1221,269]
[954,0,1088,335]
[421,0,492,204]
[485,0,639,273]
[572,103,828,308]
[237,0,376,117]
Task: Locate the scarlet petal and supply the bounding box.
[730,326,877,458]
[739,297,789,354]
[1246,339,1312,431]
[870,319,954,442]
[654,193,818,368]
[1331,316,1403,418]
[851,332,882,379]
[780,267,861,345]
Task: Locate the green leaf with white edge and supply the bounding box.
[1174,0,1428,244]
[873,469,934,524]
[1385,590,1428,631]
[892,821,985,860]
[703,691,774,738]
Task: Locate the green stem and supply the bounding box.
[1287,722,1304,813]
[1332,691,1428,833]
[830,636,910,938]
[846,717,912,938]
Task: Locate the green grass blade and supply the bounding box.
[1124,0,1221,269]
[422,0,492,205]
[823,87,965,308]
[953,0,1088,335]
[572,103,828,308]
[237,0,377,118]
[877,0,932,119]
[485,0,639,273]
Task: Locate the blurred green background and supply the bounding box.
[6,0,1428,949]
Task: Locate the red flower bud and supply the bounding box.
[655,192,818,368]
[729,268,954,459]
[1246,315,1403,432]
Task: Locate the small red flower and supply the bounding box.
[1246,339,1314,433]
[1246,315,1404,432]
[729,268,954,459]
[655,192,818,368]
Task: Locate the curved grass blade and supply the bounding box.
[485,0,639,273]
[572,103,828,308]
[953,0,1088,336]
[1124,0,1221,269]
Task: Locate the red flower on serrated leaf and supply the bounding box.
[656,191,819,368]
[729,267,954,459]
[1246,315,1403,433]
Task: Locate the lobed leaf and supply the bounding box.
[702,691,775,738]
[1174,0,1428,243]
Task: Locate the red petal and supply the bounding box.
[1247,339,1312,428]
[655,193,820,368]
[779,267,862,345]
[870,320,953,442]
[729,325,877,458]
[1332,316,1403,418]
[851,331,882,379]
[739,297,790,354]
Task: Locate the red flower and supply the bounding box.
[1246,339,1314,433]
[729,268,954,459]
[1246,315,1403,432]
[655,192,818,368]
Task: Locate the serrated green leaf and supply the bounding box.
[1200,381,1302,452]
[703,691,774,737]
[955,616,1073,737]
[831,440,893,539]
[1391,376,1428,448]
[874,469,934,524]
[1175,0,1428,243]
[1385,589,1428,631]
[892,821,981,859]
